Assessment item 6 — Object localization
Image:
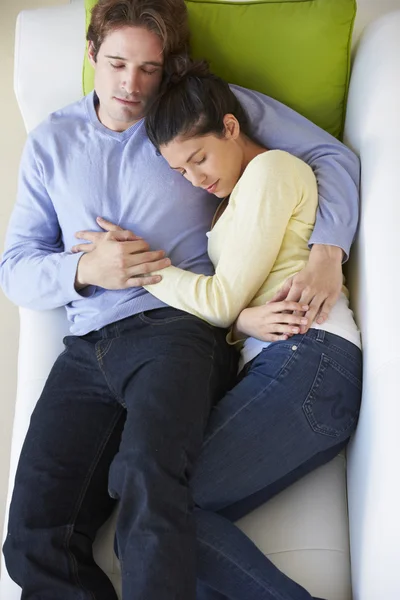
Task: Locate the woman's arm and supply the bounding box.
[232,86,359,328]
[141,151,316,328]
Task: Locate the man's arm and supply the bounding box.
[0,137,88,310]
[0,138,170,310]
[231,84,360,260]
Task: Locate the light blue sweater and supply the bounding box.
[0,88,360,336]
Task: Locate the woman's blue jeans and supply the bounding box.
[192,328,362,600]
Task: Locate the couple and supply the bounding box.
[1,0,362,599]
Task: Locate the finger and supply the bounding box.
[112,229,141,242]
[283,282,305,303]
[269,323,301,335]
[75,231,104,242]
[272,313,308,327]
[315,298,335,324]
[126,256,171,277]
[125,274,163,287]
[71,243,93,254]
[270,301,309,314]
[303,294,327,332]
[269,278,293,303]
[266,333,290,342]
[96,216,125,233]
[115,239,152,254]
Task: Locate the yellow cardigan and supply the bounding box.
[144,150,318,328]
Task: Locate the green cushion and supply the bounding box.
[83,0,356,139]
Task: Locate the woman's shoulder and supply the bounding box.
[248,149,313,176]
[239,150,315,195]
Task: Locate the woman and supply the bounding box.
[145,61,361,600]
[75,62,362,599]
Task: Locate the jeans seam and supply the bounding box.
[139,311,213,329]
[325,341,361,366]
[96,339,113,362]
[203,340,302,449]
[62,408,124,598]
[198,537,287,600]
[96,342,125,405]
[302,353,361,437]
[206,335,216,414]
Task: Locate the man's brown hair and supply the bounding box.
[87,0,190,67]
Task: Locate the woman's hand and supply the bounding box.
[72,217,170,290]
[233,300,309,342]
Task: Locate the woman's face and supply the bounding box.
[160,115,244,198]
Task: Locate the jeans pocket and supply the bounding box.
[303,353,362,438]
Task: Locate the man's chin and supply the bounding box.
[113,108,146,125]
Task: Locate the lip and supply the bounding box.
[115,97,141,106]
[205,180,219,194]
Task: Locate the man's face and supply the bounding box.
[88,26,164,132]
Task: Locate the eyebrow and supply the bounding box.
[105,55,163,67]
[170,148,202,170]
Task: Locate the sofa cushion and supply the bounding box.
[83,0,356,138]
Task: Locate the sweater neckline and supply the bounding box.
[85,91,144,141]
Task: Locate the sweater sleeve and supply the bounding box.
[231,85,360,261]
[0,136,88,310]
[144,151,308,328]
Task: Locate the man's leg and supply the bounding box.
[3,333,125,600]
[98,309,237,600]
[191,330,361,599]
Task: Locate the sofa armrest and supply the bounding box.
[344,11,400,600]
[14,1,85,132]
[0,308,69,600]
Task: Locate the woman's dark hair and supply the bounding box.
[146,58,250,150]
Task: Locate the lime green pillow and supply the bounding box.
[83,0,356,139]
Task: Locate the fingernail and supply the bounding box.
[302,305,309,310]
[292,327,299,333]
[301,318,308,324]
[96,216,104,221]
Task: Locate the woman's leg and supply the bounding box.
[193,329,361,599]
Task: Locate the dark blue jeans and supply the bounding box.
[3,308,237,600]
[193,328,362,600]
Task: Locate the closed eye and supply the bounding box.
[141,68,158,75]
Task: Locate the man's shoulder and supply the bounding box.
[29,94,90,144]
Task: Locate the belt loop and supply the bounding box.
[316,329,325,342]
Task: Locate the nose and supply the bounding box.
[190,170,207,188]
[122,69,140,96]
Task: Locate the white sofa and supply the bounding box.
[2,2,400,599]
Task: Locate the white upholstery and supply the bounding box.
[1,2,399,599]
[14,1,85,131]
[343,11,400,600]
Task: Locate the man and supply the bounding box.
[0,0,360,598]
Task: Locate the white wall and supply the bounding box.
[0,0,399,577]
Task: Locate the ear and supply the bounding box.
[87,41,97,68]
[223,114,240,140]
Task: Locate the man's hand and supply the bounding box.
[276,244,344,333]
[73,217,171,290]
[233,300,309,342]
